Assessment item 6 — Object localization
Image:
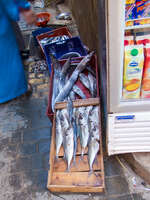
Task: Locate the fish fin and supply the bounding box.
[66,163,71,172]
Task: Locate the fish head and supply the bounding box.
[89,106,99,122]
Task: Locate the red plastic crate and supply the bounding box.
[46,54,100,122]
[36,27,72,53]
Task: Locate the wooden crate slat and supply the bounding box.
[47,185,104,193]
[53,154,101,172]
[51,171,103,187]
[55,98,100,110]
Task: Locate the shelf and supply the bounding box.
[125,24,150,30]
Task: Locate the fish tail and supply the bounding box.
[79,149,85,162]
[88,169,94,177]
[66,163,71,172]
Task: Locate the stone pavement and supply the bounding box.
[0,44,145,200]
[0,2,147,200]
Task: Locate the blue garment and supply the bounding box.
[0,0,28,103]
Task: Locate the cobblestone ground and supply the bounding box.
[0,2,146,200]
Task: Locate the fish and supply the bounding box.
[59,58,71,91]
[89,106,99,124]
[74,107,81,138]
[40,35,69,46]
[78,106,92,158]
[88,72,97,97]
[86,65,96,77]
[67,95,78,164]
[60,52,81,60]
[67,97,74,124]
[79,73,91,91]
[88,136,100,172]
[63,125,74,171]
[88,106,100,140]
[55,52,94,103]
[55,110,63,159]
[51,56,62,112]
[69,63,96,77]
[72,118,77,164]
[59,108,70,132]
[61,57,71,77]
[69,90,76,101]
[72,85,86,99]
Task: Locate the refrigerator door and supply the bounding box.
[107,0,150,113]
[107,112,150,155]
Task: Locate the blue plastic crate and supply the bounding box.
[32,27,53,46]
[43,36,87,73]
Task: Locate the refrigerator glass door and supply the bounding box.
[107,0,150,113]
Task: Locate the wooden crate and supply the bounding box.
[47,98,105,193]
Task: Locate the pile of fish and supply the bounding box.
[56,105,100,172]
[39,35,70,47]
[51,52,97,112]
[51,52,100,172]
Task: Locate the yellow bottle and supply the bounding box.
[123,45,144,99]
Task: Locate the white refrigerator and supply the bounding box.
[106,0,150,155]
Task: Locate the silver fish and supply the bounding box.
[86,65,96,77]
[63,125,74,171]
[89,106,99,124]
[59,58,71,91]
[51,57,62,112]
[55,110,63,159]
[55,52,94,103]
[78,106,92,157]
[88,72,97,97]
[59,109,70,132]
[61,57,71,77]
[88,106,100,140]
[69,64,96,77]
[72,85,86,99]
[67,97,73,124]
[69,90,76,101]
[74,107,81,138]
[40,35,69,46]
[88,136,99,172]
[60,52,81,60]
[72,117,77,164]
[79,73,91,91]
[67,95,78,164]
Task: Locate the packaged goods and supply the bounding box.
[141,44,150,98]
[134,0,150,25]
[125,0,136,20]
[124,36,135,46]
[136,34,150,45]
[136,0,150,18]
[134,18,150,25]
[123,45,144,99]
